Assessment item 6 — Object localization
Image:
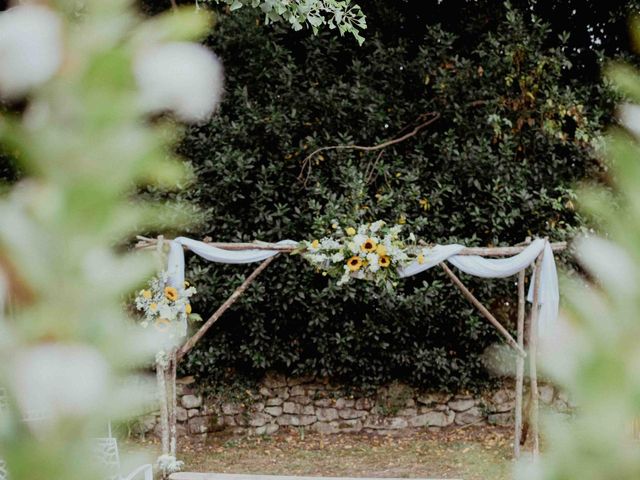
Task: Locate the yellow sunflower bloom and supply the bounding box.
[361,238,377,253]
[347,256,363,272]
[154,318,171,332]
[186,303,192,314]
[379,255,391,268]
[376,244,387,256]
[164,286,179,302]
[142,289,152,299]
[345,227,356,236]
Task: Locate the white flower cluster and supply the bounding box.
[157,454,184,475]
[0,5,224,122]
[303,220,424,287]
[134,271,196,339]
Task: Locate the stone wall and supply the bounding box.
[138,373,572,441]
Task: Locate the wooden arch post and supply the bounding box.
[438,239,549,458]
[528,249,544,457]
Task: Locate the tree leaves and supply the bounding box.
[143,2,611,393]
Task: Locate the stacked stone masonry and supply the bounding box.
[140,373,572,441]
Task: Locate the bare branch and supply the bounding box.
[440,262,526,358]
[297,112,440,186]
[177,256,278,359]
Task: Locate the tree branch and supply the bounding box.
[177,255,278,360]
[297,112,440,186]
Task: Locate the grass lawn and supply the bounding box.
[134,425,515,479]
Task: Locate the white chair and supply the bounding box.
[0,437,153,480]
[92,437,153,480]
[0,389,152,480]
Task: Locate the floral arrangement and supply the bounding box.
[134,271,200,339]
[301,220,428,287]
[157,454,184,476]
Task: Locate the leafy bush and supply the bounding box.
[153,2,610,392]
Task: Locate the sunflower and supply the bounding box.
[347,256,363,272]
[164,286,179,302]
[185,303,192,314]
[154,318,171,332]
[376,244,387,256]
[379,255,391,268]
[141,289,152,299]
[361,238,377,253]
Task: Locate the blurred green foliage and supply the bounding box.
[140,3,615,393]
[0,1,212,478]
[518,26,640,480]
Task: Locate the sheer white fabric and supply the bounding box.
[166,236,558,335]
[167,237,297,287]
[398,239,558,334]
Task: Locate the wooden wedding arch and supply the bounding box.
[136,235,566,460]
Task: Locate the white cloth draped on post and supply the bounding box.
[166,236,558,335]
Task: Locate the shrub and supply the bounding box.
[147,2,611,392]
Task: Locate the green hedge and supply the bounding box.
[147,3,610,392]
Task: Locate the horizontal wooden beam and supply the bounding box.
[136,236,567,258]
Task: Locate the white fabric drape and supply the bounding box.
[167,236,298,287]
[398,238,558,334]
[166,236,559,335]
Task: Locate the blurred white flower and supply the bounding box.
[352,234,366,247]
[11,344,109,420]
[618,103,640,138]
[576,235,637,295]
[366,252,380,272]
[0,5,63,98]
[369,220,385,233]
[157,454,184,475]
[135,42,224,123]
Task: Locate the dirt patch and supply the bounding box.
[132,425,515,479]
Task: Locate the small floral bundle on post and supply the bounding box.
[301,220,428,288]
[134,271,201,338]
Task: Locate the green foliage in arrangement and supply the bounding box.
[518,25,640,480]
[145,2,613,393]
[205,0,367,44]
